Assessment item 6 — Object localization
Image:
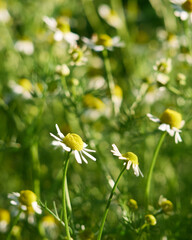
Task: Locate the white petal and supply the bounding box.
[83,148,96,152]
[180,11,189,20]
[10,200,18,206]
[54,30,64,41]
[83,143,88,148]
[80,151,88,164]
[111,144,124,159]
[52,140,71,151]
[32,202,42,214]
[43,16,57,30]
[56,124,65,138]
[158,123,169,132]
[126,160,132,170]
[21,205,27,211]
[147,113,161,123]
[74,150,82,164]
[180,120,185,128]
[82,150,96,161]
[93,45,104,51]
[175,131,182,143]
[139,167,144,177]
[64,32,79,45]
[50,133,62,141]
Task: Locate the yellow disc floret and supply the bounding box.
[122,152,138,165]
[63,133,84,151]
[160,109,182,129]
[182,0,192,12]
[96,34,113,47]
[18,78,33,92]
[56,17,70,33]
[0,209,10,223]
[145,214,157,226]
[19,190,37,207]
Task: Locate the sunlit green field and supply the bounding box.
[0,0,192,239]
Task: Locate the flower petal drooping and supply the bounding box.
[111,144,143,177]
[147,108,184,144]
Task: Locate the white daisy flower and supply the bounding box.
[43,16,79,45]
[82,34,124,52]
[147,108,185,144]
[153,58,172,74]
[111,144,143,177]
[170,0,192,22]
[50,124,96,164]
[0,209,10,233]
[8,190,42,214]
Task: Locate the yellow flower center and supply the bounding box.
[160,108,182,129]
[57,17,70,33]
[83,94,105,110]
[182,0,192,12]
[96,34,113,47]
[63,133,84,151]
[145,214,157,226]
[0,209,10,223]
[122,152,138,165]
[128,199,138,210]
[19,190,37,207]
[18,78,32,91]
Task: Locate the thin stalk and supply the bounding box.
[30,142,40,197]
[97,165,127,240]
[102,48,115,116]
[6,209,22,240]
[145,132,167,209]
[62,151,71,239]
[65,178,76,239]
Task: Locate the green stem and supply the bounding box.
[97,165,127,240]
[145,132,167,209]
[65,178,76,239]
[102,48,115,116]
[6,209,22,240]
[62,151,71,239]
[30,142,40,197]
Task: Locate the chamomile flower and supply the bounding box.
[153,58,172,74]
[43,16,79,45]
[82,34,124,52]
[50,124,96,164]
[0,209,10,233]
[170,0,192,22]
[68,44,88,66]
[111,144,143,177]
[147,108,185,144]
[8,190,42,214]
